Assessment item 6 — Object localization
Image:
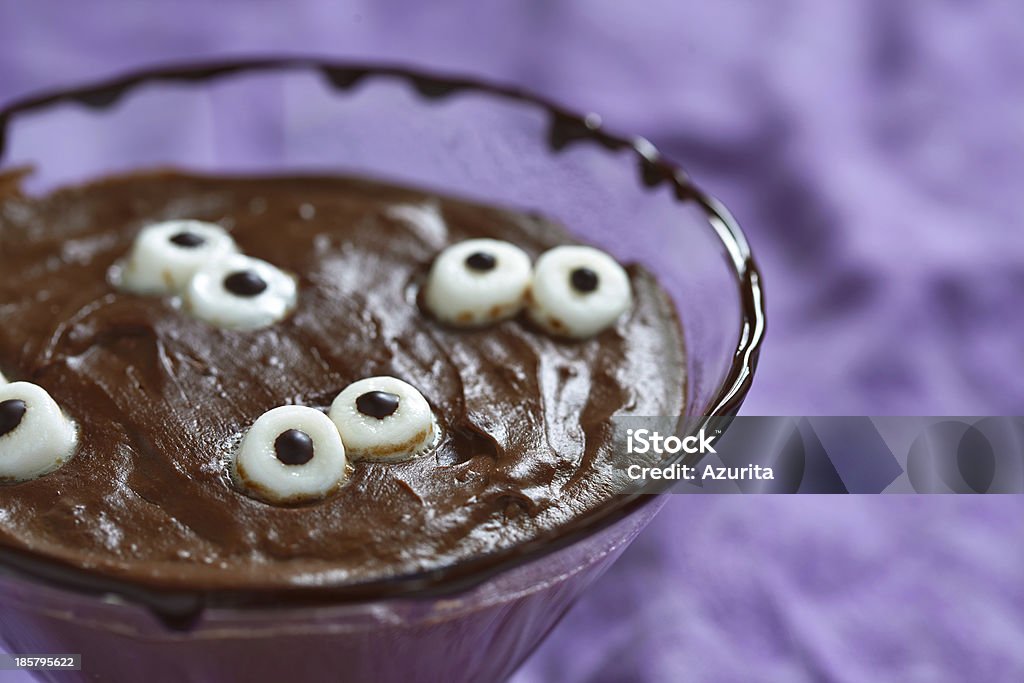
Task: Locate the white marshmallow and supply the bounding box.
[0,370,6,384]
[423,239,532,326]
[0,382,78,482]
[233,405,348,505]
[186,254,298,330]
[527,245,632,339]
[119,220,238,295]
[329,376,437,461]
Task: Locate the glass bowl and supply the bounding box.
[0,59,764,683]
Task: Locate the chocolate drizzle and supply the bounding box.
[0,399,26,437]
[0,58,706,195]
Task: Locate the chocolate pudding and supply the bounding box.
[0,170,685,593]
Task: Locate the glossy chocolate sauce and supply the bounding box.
[0,171,685,593]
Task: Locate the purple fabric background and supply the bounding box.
[1,1,1022,681]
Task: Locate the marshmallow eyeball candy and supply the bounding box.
[186,253,298,330]
[423,239,532,326]
[527,245,632,339]
[0,382,78,482]
[119,220,239,295]
[232,405,348,505]
[329,376,438,462]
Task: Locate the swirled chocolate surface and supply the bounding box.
[0,171,685,591]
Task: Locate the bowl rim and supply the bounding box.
[0,57,766,622]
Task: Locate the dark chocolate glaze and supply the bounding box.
[0,171,686,597]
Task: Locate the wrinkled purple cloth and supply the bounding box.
[1,1,1022,681]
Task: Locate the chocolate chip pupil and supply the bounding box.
[169,231,206,248]
[274,429,314,466]
[224,270,268,297]
[570,267,600,293]
[356,391,400,419]
[0,399,27,438]
[465,252,497,272]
